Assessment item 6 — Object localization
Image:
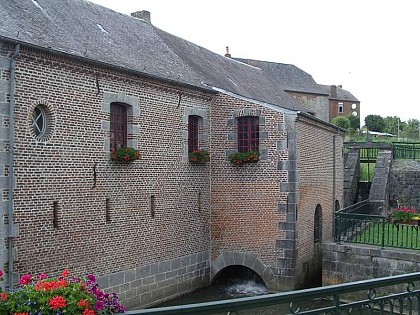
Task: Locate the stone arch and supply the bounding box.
[210,251,274,288]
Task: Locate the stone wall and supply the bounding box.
[323,242,420,288]
[369,150,392,214]
[389,160,420,209]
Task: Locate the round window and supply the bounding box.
[351,103,357,109]
[352,111,358,116]
[30,103,54,142]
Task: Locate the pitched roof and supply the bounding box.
[319,85,360,102]
[0,0,302,112]
[235,58,328,95]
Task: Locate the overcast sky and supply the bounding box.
[88,0,419,125]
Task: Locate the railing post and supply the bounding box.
[381,218,385,249]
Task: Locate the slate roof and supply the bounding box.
[235,58,328,95]
[0,0,302,112]
[319,84,360,102]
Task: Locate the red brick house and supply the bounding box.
[0,0,345,309]
[323,84,361,125]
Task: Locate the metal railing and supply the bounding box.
[122,272,420,314]
[334,201,420,249]
[393,142,420,160]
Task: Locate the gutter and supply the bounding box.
[7,43,20,288]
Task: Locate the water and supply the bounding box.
[156,280,327,314]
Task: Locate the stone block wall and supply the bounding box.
[323,242,420,298]
[369,150,392,214]
[1,45,212,308]
[389,160,420,209]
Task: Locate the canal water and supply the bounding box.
[155,275,327,314]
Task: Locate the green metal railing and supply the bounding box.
[393,142,420,160]
[334,201,420,249]
[122,272,420,314]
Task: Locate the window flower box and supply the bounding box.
[229,150,259,166]
[189,149,210,164]
[111,146,140,162]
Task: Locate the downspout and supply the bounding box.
[332,131,337,238]
[7,43,20,288]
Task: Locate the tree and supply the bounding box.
[401,119,420,141]
[365,114,385,132]
[331,116,350,130]
[347,114,360,130]
[383,116,400,136]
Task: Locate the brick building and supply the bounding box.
[323,84,361,125]
[1,0,346,309]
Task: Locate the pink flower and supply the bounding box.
[0,269,3,278]
[19,274,32,285]
[38,273,48,280]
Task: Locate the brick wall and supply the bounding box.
[1,45,212,308]
[294,115,344,288]
[210,93,291,290]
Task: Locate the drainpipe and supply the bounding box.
[7,43,20,288]
[332,132,337,238]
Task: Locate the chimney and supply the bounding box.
[338,84,342,88]
[224,46,231,58]
[330,85,337,98]
[131,10,151,23]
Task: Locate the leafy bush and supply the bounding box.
[0,269,125,315]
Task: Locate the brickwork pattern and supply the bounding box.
[294,116,344,287]
[1,46,211,305]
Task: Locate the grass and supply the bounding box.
[359,163,375,182]
[351,222,420,249]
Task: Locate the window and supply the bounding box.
[314,205,322,243]
[32,106,46,137]
[30,103,54,142]
[110,103,127,150]
[338,103,344,113]
[237,116,259,152]
[188,115,200,153]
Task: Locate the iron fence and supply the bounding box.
[121,272,420,314]
[334,201,420,249]
[393,142,420,160]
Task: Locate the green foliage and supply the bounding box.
[383,116,401,136]
[189,149,210,163]
[359,163,375,182]
[365,114,385,132]
[229,150,259,166]
[401,119,420,140]
[111,146,140,162]
[387,207,417,222]
[347,114,360,130]
[331,116,350,130]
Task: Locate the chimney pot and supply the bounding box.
[225,46,231,58]
[131,10,151,23]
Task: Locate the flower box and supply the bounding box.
[110,146,140,162]
[188,149,210,164]
[229,150,259,166]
